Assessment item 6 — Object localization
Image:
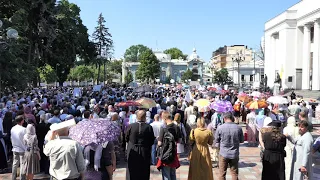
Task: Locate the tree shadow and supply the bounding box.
[238,162,257,168]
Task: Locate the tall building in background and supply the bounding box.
[211,45,264,86]
[264,0,320,90]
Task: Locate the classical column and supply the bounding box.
[312,20,320,90]
[302,24,311,90]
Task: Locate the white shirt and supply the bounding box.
[11,125,26,153]
[150,121,163,139]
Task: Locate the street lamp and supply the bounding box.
[55,63,60,87]
[0,19,18,94]
[232,51,245,87]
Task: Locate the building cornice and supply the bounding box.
[265,1,302,23]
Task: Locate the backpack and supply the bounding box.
[158,128,176,164]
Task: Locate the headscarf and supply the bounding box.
[23,124,37,146]
[263,117,272,127]
[283,116,299,138]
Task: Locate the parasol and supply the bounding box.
[135,97,157,109]
[250,91,261,97]
[237,92,249,102]
[210,100,233,113]
[116,101,142,107]
[245,100,269,109]
[267,96,289,104]
[133,85,153,93]
[195,99,211,112]
[69,119,121,146]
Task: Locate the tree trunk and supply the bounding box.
[97,64,101,85]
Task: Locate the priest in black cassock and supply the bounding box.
[125,110,155,180]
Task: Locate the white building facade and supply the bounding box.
[264,0,320,90]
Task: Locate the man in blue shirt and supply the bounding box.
[215,112,244,180]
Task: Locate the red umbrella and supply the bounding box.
[116,101,142,107]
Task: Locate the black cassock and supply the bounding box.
[125,121,155,180]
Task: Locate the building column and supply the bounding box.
[302,24,311,90]
[312,20,320,90]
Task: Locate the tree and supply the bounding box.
[68,65,94,82]
[181,69,193,81]
[164,47,187,59]
[136,49,160,83]
[213,68,233,85]
[39,64,57,83]
[108,60,122,74]
[124,44,150,62]
[92,13,113,84]
[125,72,133,84]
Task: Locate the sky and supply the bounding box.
[69,0,299,61]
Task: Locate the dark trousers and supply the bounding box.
[218,155,239,180]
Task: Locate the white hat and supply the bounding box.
[50,119,76,131]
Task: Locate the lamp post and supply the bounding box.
[232,51,245,87]
[55,63,60,87]
[0,19,18,94]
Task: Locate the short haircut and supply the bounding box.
[223,112,235,122]
[137,110,146,121]
[154,114,159,121]
[299,120,309,128]
[83,111,91,119]
[161,111,171,121]
[15,115,24,124]
[299,111,307,119]
[53,109,60,116]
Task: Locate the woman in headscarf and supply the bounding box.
[246,109,257,146]
[2,111,13,158]
[23,124,40,180]
[24,106,36,125]
[36,114,50,174]
[283,116,300,180]
[173,113,187,158]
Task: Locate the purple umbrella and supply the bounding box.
[69,118,121,146]
[210,100,234,113]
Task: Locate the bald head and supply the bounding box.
[137,110,146,122]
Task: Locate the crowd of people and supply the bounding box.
[0,85,319,180]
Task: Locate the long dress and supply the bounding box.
[283,126,299,180]
[23,136,40,174]
[291,132,314,180]
[188,128,214,180]
[246,112,256,144]
[262,132,286,180]
[125,121,155,180]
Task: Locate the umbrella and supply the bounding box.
[210,100,233,113]
[195,99,211,112]
[237,92,250,103]
[135,97,157,109]
[250,91,261,97]
[267,96,289,104]
[246,100,269,109]
[134,85,153,93]
[69,119,121,146]
[116,101,142,107]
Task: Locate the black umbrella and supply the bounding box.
[134,85,153,93]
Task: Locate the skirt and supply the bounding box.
[23,151,40,174]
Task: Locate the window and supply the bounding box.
[241,75,245,81]
[250,75,253,82]
[261,74,264,80]
[311,27,314,43]
[207,79,210,82]
[288,76,293,82]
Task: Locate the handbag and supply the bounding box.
[244,131,248,141]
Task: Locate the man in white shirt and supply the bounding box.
[184,101,194,125]
[150,114,162,165]
[11,115,26,180]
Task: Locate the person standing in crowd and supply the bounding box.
[23,124,40,180]
[47,110,61,124]
[286,120,314,180]
[0,114,8,173]
[283,117,300,180]
[215,112,244,180]
[11,115,27,180]
[3,111,13,159]
[173,113,186,159]
[188,117,213,180]
[299,111,313,132]
[44,120,85,180]
[150,114,162,165]
[36,114,50,174]
[246,109,257,147]
[125,110,155,180]
[157,111,181,180]
[261,121,286,180]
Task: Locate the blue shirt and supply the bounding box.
[48,116,61,124]
[215,122,244,159]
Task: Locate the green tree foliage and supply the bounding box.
[181,69,193,81]
[164,48,187,59]
[124,44,150,62]
[213,68,233,85]
[136,49,160,83]
[108,60,122,74]
[39,64,57,83]
[92,13,113,84]
[0,0,98,91]
[68,65,94,82]
[125,72,133,84]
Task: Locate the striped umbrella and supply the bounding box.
[135,98,157,109]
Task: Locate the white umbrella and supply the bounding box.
[250,91,261,97]
[267,96,289,104]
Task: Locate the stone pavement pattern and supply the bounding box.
[0,146,262,180]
